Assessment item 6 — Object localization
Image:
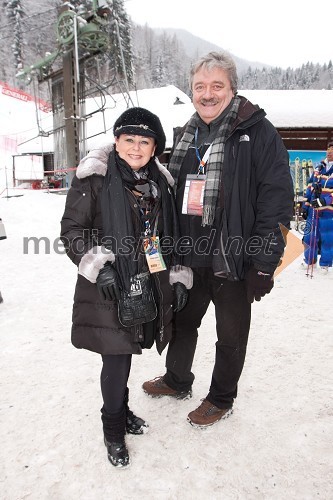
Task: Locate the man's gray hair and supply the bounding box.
[189,51,238,94]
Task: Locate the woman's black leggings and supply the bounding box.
[100,354,132,414]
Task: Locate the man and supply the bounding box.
[302,141,333,273]
[142,51,294,427]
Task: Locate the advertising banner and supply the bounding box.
[0,80,52,112]
[288,150,326,195]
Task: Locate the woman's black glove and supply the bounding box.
[173,282,188,312]
[96,262,121,301]
[245,267,274,303]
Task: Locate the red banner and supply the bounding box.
[0,80,52,112]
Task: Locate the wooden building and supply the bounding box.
[240,90,333,152]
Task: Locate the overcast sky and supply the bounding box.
[125,0,333,69]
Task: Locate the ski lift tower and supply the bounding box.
[54,0,113,184]
[17,0,114,185]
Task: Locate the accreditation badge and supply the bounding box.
[143,235,166,273]
[182,174,206,216]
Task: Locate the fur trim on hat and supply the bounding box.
[78,245,115,283]
[169,266,193,290]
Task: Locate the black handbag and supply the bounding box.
[118,272,157,327]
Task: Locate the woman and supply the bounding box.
[60,107,192,468]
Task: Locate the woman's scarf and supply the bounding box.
[168,96,241,226]
[101,150,179,291]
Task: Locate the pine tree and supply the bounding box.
[108,0,134,87]
[69,0,93,13]
[4,0,25,72]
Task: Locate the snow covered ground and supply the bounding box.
[0,189,332,500]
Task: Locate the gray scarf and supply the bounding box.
[169,96,241,226]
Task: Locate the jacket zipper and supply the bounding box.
[219,226,231,276]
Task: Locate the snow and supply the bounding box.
[84,85,195,151]
[47,88,333,151]
[2,84,333,163]
[1,81,333,498]
[1,188,332,499]
[240,90,333,128]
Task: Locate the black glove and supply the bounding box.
[313,182,322,197]
[173,282,188,312]
[317,161,326,172]
[245,267,274,304]
[301,207,308,220]
[311,197,326,208]
[96,262,121,301]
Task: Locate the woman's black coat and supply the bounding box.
[60,146,177,355]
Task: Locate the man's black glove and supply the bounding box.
[96,262,121,301]
[245,267,274,304]
[311,197,326,208]
[301,207,308,220]
[173,282,188,312]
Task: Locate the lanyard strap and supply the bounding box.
[194,128,213,175]
[143,213,159,237]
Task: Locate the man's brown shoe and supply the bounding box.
[142,376,192,400]
[187,398,233,428]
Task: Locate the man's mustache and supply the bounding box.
[200,99,218,105]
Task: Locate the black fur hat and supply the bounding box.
[113,107,166,156]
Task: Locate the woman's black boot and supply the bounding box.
[124,388,149,435]
[101,406,130,468]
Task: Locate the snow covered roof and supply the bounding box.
[240,90,333,128]
[4,86,333,155]
[84,85,194,151]
[86,88,333,151]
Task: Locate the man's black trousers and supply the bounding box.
[164,268,251,409]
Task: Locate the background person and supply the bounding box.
[302,141,333,273]
[142,51,294,428]
[60,107,191,467]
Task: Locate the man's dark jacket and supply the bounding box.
[172,95,294,280]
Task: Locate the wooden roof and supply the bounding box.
[277,127,333,151]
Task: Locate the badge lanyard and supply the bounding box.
[142,211,166,273]
[194,128,213,175]
[182,129,212,215]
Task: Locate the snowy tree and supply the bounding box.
[1,0,332,92]
[130,24,155,89]
[131,23,191,92]
[3,0,25,72]
[69,0,93,13]
[107,0,134,87]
